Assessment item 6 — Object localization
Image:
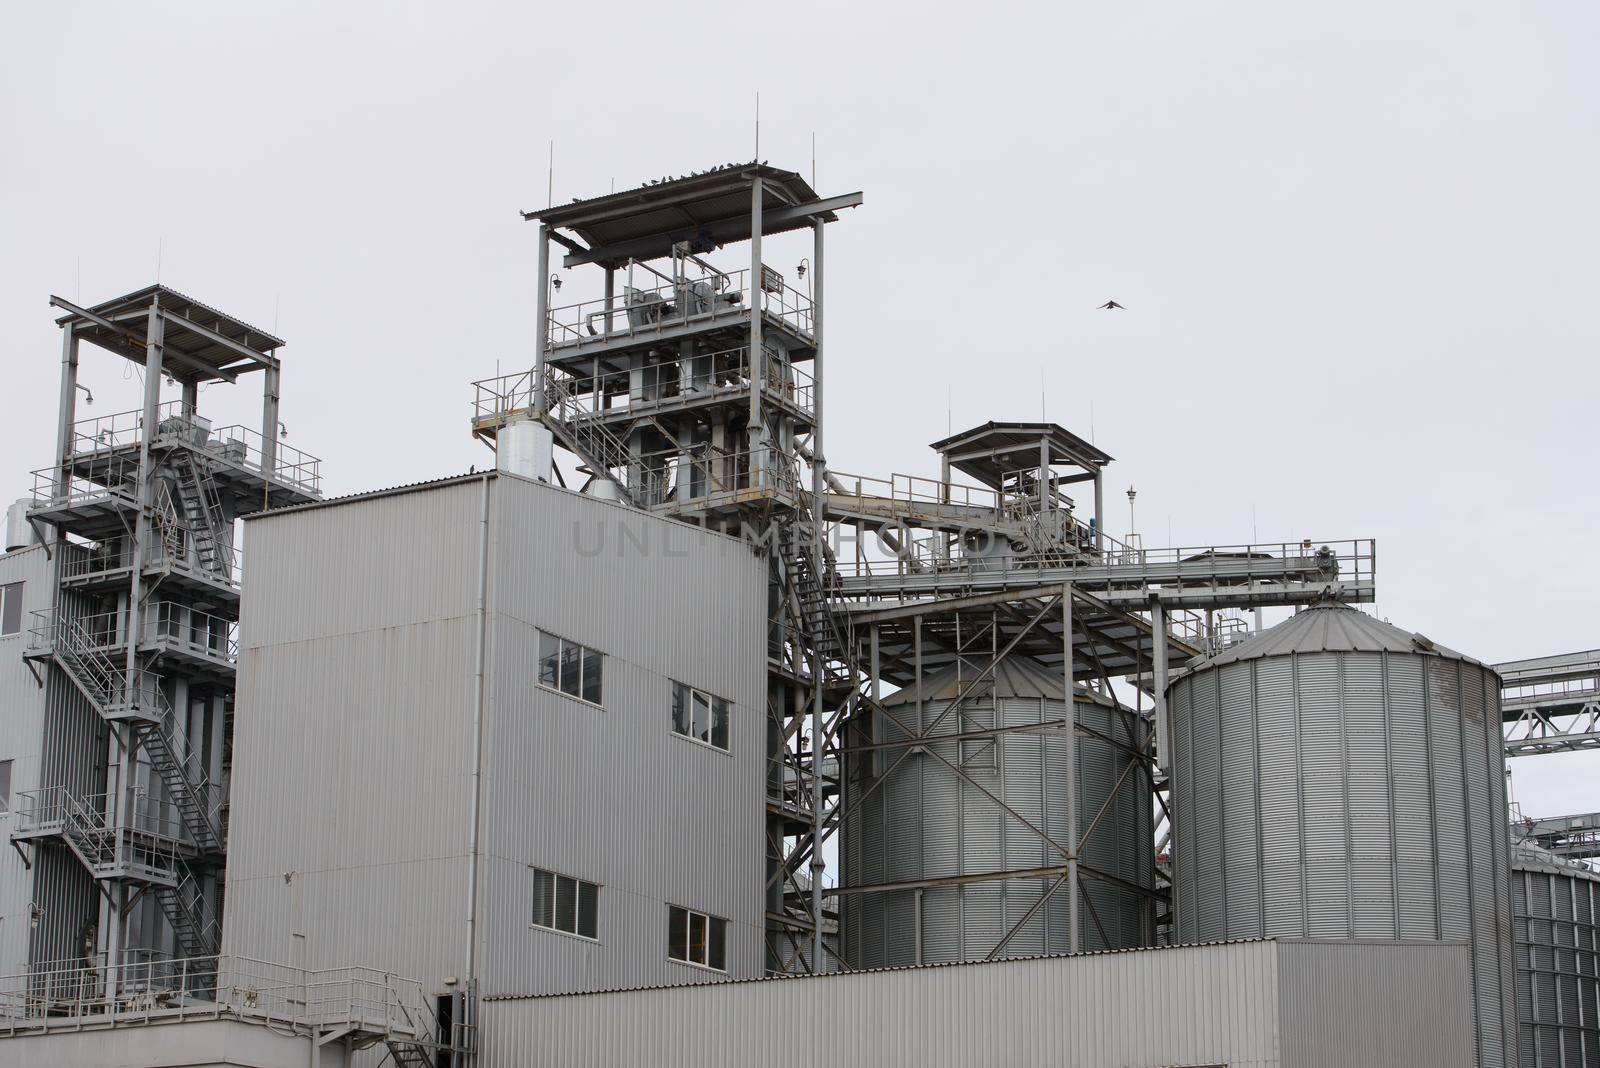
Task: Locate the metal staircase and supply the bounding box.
[785,492,853,684]
[167,450,234,578]
[154,864,220,960]
[50,617,224,850]
[540,375,637,505]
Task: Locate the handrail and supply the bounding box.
[55,403,322,496]
[0,954,434,1039]
[544,265,814,347]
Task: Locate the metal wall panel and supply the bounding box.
[222,473,767,1006]
[477,475,767,994]
[1171,607,1518,1068]
[480,940,1283,1068]
[477,938,1472,1068]
[1277,939,1476,1068]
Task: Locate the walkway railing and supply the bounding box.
[0,954,431,1040]
[55,402,322,496]
[545,266,814,346]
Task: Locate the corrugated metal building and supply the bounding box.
[0,543,51,978]
[477,938,1475,1068]
[220,471,768,1000]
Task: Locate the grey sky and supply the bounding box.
[2,2,1595,816]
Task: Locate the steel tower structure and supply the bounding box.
[473,162,863,972]
[473,160,1379,969]
[11,286,321,992]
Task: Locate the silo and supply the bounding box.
[1511,836,1600,1067]
[841,656,1152,969]
[1168,600,1517,1067]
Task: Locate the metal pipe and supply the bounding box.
[261,363,280,490]
[1153,598,1171,774]
[533,225,551,416]
[1063,584,1079,952]
[463,474,492,1005]
[54,326,78,497]
[748,179,764,483]
[808,215,826,974]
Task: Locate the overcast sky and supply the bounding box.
[2,2,1595,816]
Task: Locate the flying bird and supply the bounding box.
[1100,300,1124,310]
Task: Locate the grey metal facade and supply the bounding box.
[1169,601,1518,1068]
[475,938,1473,1068]
[0,545,54,976]
[841,656,1151,967]
[221,472,767,1004]
[1512,841,1600,1066]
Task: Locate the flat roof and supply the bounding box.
[929,421,1113,488]
[53,283,283,383]
[524,162,854,269]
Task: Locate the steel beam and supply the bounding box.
[560,192,864,269]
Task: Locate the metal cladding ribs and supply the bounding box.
[49,617,224,852]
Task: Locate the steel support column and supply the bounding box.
[533,224,551,416]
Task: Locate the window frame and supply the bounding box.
[529,865,600,942]
[536,631,604,707]
[667,904,729,972]
[0,583,22,638]
[670,681,731,753]
[0,759,11,814]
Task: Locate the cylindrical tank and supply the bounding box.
[496,417,553,482]
[1169,600,1517,1067]
[5,498,36,553]
[842,655,1153,969]
[1511,836,1600,1067]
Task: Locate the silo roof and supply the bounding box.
[880,655,1096,707]
[1189,600,1486,671]
[1511,834,1600,882]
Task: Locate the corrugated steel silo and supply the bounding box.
[841,656,1152,969]
[1168,600,1517,1068]
[1511,837,1600,1067]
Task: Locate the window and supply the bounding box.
[668,905,727,970]
[538,632,602,704]
[0,760,10,813]
[0,583,21,637]
[530,867,599,940]
[671,682,729,751]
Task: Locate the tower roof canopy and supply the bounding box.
[52,283,282,382]
[523,162,860,269]
[930,421,1112,489]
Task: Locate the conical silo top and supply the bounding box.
[1511,833,1600,883]
[881,655,1071,707]
[1189,600,1484,671]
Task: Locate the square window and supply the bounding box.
[692,690,712,743]
[688,911,708,966]
[668,906,688,961]
[672,684,691,735]
[580,648,602,704]
[0,583,21,637]
[538,633,560,690]
[532,869,555,929]
[559,643,581,697]
[577,880,598,940]
[711,698,729,751]
[555,875,577,933]
[708,916,727,971]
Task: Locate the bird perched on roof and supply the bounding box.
[1099,300,1125,310]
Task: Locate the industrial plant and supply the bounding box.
[0,159,1595,1068]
